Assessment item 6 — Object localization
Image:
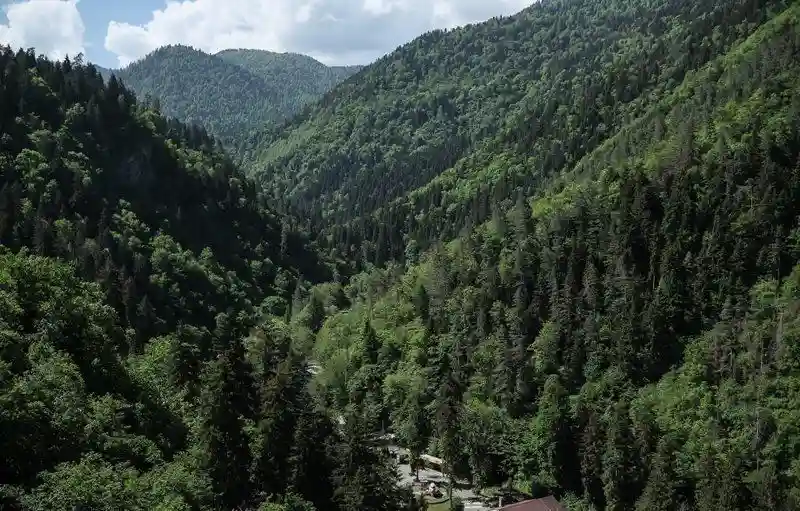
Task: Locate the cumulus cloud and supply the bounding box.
[0,0,85,60]
[105,0,531,67]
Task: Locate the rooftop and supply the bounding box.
[498,496,566,511]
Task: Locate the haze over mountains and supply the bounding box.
[4,0,800,509]
[101,45,362,146]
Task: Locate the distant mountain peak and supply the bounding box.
[103,45,361,145]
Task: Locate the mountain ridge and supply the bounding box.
[102,44,361,146]
[242,0,784,270]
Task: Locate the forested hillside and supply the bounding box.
[217,49,361,107]
[6,0,800,508]
[245,0,788,272]
[108,45,360,147]
[289,0,800,510]
[0,48,408,510]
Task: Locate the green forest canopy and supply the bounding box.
[107,45,361,148]
[243,0,790,273]
[288,0,800,510]
[4,0,800,509]
[0,47,405,511]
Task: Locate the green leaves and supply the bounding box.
[0,47,336,509]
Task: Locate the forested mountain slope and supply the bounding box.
[108,45,360,147]
[216,48,361,107]
[0,48,407,510]
[245,0,788,271]
[297,2,800,510]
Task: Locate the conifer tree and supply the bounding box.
[198,339,254,509]
[602,401,638,511]
[635,434,681,511]
[332,410,408,511]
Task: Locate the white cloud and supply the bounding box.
[0,0,85,60]
[104,0,531,68]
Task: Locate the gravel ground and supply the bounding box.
[390,446,492,511]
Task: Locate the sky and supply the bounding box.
[0,0,532,69]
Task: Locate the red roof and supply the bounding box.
[499,496,567,511]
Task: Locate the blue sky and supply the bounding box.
[77,0,157,67]
[1,0,531,68]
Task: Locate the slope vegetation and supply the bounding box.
[217,48,361,108]
[0,48,407,511]
[246,0,788,270]
[109,45,360,146]
[298,2,800,510]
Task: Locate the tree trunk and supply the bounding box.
[449,473,454,510]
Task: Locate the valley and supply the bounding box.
[2,0,800,509]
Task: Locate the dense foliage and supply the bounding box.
[245,0,789,273]
[6,0,800,507]
[298,2,800,510]
[216,49,361,110]
[0,48,407,510]
[109,45,360,147]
